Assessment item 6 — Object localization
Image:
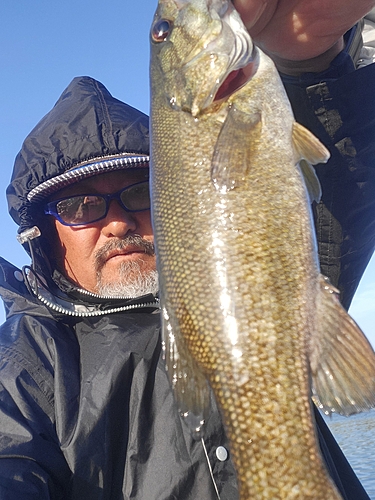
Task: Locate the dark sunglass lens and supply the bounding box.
[56,195,106,224]
[120,182,150,211]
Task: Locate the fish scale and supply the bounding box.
[150,0,375,498]
[152,109,338,497]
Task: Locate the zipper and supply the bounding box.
[24,266,159,318]
[35,290,159,317]
[27,154,149,203]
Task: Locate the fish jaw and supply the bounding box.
[150,0,255,116]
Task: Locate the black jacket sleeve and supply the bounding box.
[0,316,71,499]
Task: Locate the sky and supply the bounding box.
[0,0,374,349]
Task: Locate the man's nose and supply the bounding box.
[101,200,137,237]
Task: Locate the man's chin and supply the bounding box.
[96,262,159,299]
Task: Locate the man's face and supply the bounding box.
[49,169,157,296]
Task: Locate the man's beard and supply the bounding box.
[95,235,159,298]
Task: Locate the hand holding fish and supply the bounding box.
[233,0,375,73]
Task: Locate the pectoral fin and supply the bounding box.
[310,275,375,416]
[211,105,261,191]
[161,299,210,437]
[292,122,330,203]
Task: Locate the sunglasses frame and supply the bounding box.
[44,180,150,226]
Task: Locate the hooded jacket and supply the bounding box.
[0,75,372,499]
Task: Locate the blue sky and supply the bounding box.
[0,0,374,348]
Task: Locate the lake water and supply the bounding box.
[324,409,375,499]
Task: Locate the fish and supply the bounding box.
[149,0,375,498]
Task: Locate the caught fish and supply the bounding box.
[149,0,375,498]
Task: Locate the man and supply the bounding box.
[0,3,374,500]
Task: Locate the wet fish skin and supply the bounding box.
[149,1,375,498]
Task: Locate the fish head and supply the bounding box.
[150,0,256,117]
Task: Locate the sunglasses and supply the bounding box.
[44,181,150,226]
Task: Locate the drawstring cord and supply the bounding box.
[201,437,221,500]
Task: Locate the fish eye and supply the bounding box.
[152,19,172,42]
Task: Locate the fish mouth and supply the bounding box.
[188,3,258,114]
[214,49,259,102]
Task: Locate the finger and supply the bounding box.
[232,0,268,30]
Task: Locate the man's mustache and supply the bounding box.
[95,235,155,271]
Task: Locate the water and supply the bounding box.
[323,409,375,499]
